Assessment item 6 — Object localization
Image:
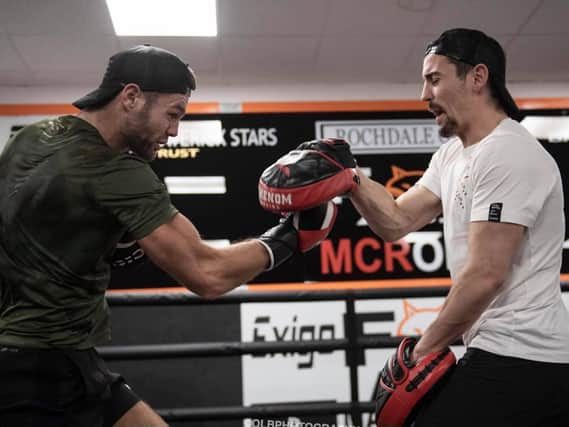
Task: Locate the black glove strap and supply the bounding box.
[257,216,298,270]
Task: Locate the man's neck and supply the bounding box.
[76,108,127,153]
[458,108,508,148]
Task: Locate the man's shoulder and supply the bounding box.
[487,118,536,145]
[431,136,462,163]
[96,153,160,189]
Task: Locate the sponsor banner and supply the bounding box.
[241,301,350,405]
[2,112,568,289]
[315,119,447,154]
[158,121,279,160]
[241,294,569,425]
[167,121,279,149]
[240,298,468,426]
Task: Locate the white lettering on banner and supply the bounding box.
[166,121,279,149]
[315,119,447,154]
[229,128,278,147]
[403,231,445,273]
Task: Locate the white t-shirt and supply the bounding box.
[418,118,569,363]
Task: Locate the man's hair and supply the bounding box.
[447,57,473,79]
[447,56,501,108]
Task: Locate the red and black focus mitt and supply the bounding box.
[375,337,456,427]
[258,138,359,213]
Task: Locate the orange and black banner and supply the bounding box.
[2,100,568,291]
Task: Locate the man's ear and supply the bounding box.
[119,83,143,111]
[471,63,490,94]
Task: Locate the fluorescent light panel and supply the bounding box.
[106,0,217,36]
[164,176,226,194]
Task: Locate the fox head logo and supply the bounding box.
[385,166,424,197]
[396,300,441,336]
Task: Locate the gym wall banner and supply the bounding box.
[112,110,569,290]
[1,110,567,290]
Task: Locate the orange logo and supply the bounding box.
[384,166,424,197]
[396,300,441,336]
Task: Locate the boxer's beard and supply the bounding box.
[439,115,459,138]
[124,105,155,161]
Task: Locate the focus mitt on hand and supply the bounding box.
[257,201,337,270]
[258,138,358,213]
[375,337,456,427]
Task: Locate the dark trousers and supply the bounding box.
[413,347,569,427]
[0,346,140,427]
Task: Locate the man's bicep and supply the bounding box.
[467,221,525,283]
[396,184,442,231]
[138,213,213,286]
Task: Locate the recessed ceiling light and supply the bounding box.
[106,0,217,36]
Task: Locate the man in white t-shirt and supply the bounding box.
[351,28,569,426]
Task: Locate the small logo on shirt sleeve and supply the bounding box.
[488,202,503,222]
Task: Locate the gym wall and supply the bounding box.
[1,100,568,426]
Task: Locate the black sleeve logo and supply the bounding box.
[488,202,503,222]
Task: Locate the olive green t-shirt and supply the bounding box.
[0,116,178,349]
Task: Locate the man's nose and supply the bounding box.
[168,123,179,138]
[420,82,432,102]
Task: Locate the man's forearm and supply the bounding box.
[413,266,504,360]
[351,174,406,241]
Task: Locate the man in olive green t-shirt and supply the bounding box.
[0,45,335,427]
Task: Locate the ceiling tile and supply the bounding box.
[0,69,35,85]
[508,34,569,81]
[317,35,417,81]
[30,69,106,86]
[218,0,328,36]
[0,0,115,35]
[221,36,319,69]
[522,0,569,34]
[422,0,541,35]
[0,0,568,89]
[0,34,29,72]
[11,34,118,84]
[326,0,431,35]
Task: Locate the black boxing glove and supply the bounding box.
[257,201,337,270]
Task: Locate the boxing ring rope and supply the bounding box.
[101,282,569,424]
